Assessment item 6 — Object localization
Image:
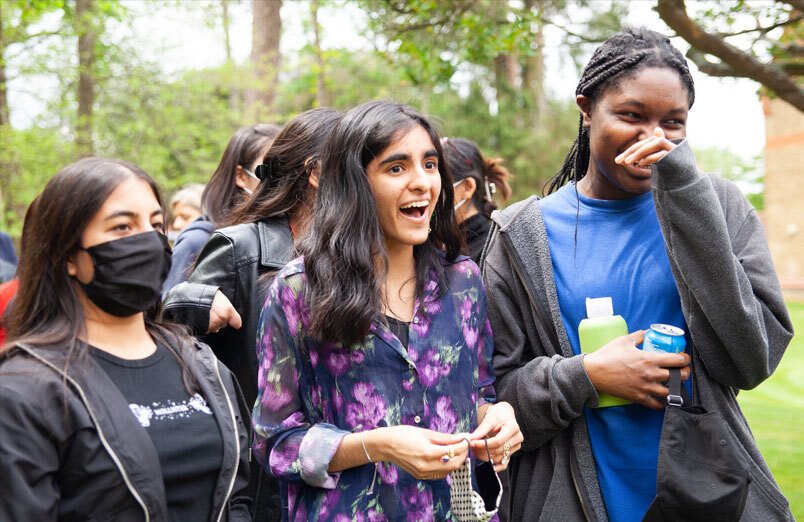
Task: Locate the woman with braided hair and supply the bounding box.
[483,28,793,520]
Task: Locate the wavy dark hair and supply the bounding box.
[4,158,197,390]
[301,100,461,346]
[443,137,512,218]
[202,123,281,225]
[227,108,341,227]
[544,27,695,195]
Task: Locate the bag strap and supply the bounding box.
[667,367,692,408]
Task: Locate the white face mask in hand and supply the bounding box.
[450,439,502,522]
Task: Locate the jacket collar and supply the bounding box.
[258,216,294,268]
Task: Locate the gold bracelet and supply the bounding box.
[361,431,374,463]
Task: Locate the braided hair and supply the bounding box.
[544,27,695,195]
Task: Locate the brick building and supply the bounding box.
[763,97,804,301]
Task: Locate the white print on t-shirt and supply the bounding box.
[128,393,213,427]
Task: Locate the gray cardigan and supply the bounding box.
[483,140,794,521]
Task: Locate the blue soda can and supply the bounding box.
[643,324,686,354]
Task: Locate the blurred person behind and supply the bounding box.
[163,108,341,522]
[442,137,512,261]
[168,183,205,241]
[163,124,281,295]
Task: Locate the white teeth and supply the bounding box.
[400,201,429,209]
[634,162,653,168]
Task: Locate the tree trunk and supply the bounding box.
[75,0,96,155]
[222,0,232,63]
[0,20,10,128]
[494,53,519,113]
[311,0,330,107]
[247,0,282,120]
[522,0,546,129]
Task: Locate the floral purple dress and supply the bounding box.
[253,255,496,521]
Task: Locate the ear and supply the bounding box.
[576,94,593,129]
[66,255,78,277]
[307,159,320,189]
[462,177,477,199]
[234,166,248,189]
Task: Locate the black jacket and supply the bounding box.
[0,339,251,522]
[162,217,293,522]
[162,217,294,408]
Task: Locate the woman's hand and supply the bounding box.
[584,330,691,410]
[207,290,242,334]
[469,402,523,471]
[615,127,677,168]
[371,426,470,481]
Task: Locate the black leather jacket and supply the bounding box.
[162,217,293,408]
[0,340,251,522]
[162,216,293,522]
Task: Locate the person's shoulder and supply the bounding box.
[0,346,72,401]
[490,195,542,230]
[271,256,307,293]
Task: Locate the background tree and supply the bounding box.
[657,0,803,112]
[246,0,281,120]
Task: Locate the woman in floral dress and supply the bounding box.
[252,100,523,521]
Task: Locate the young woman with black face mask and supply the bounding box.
[0,158,251,522]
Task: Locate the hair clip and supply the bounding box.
[254,163,271,181]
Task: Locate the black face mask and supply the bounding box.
[78,231,172,317]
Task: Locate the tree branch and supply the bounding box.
[779,0,804,12]
[716,13,802,37]
[657,0,804,112]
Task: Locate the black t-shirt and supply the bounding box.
[385,315,410,349]
[91,344,223,522]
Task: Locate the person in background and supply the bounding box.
[0,157,251,521]
[253,100,522,520]
[483,27,793,521]
[0,198,39,345]
[0,231,17,265]
[168,183,205,240]
[163,123,281,295]
[442,137,512,261]
[163,108,341,522]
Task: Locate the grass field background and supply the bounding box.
[738,301,804,519]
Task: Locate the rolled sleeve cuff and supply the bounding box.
[299,423,350,489]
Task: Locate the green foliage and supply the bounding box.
[693,146,764,210]
[738,301,804,519]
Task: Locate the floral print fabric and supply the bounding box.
[253,255,496,521]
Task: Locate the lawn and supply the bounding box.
[738,301,804,519]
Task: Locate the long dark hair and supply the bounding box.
[4,158,196,389]
[202,123,281,225]
[227,108,341,227]
[544,27,695,195]
[443,137,512,218]
[301,100,461,346]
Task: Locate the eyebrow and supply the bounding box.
[377,149,439,167]
[104,209,164,221]
[617,99,687,114]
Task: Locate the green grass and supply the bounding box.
[738,301,804,519]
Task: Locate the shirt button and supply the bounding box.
[413,316,420,324]
[413,415,422,424]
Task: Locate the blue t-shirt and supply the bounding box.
[540,184,687,521]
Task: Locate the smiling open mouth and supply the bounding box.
[400,201,429,218]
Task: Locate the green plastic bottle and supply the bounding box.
[578,297,630,408]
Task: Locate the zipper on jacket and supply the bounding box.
[213,358,241,522]
[18,346,151,522]
[497,230,598,521]
[570,446,595,522]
